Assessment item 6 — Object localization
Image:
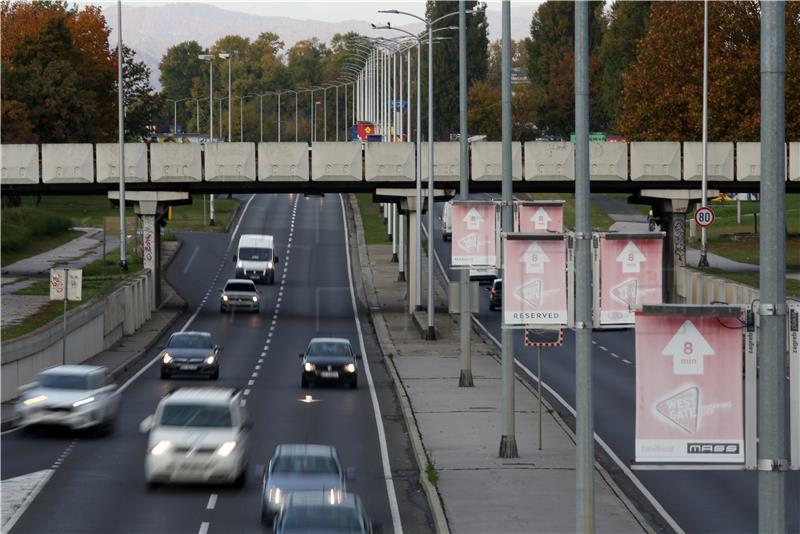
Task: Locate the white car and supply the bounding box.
[15,365,120,434]
[140,387,251,487]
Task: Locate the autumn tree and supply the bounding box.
[468,81,501,140]
[117,45,160,140]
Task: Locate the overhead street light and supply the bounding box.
[165,98,190,135]
[198,53,217,225]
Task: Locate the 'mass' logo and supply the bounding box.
[687,443,740,454]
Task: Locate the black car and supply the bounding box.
[159,331,222,380]
[488,278,502,311]
[299,338,360,389]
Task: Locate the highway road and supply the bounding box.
[1,193,432,533]
[423,197,799,534]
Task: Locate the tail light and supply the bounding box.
[490,289,496,295]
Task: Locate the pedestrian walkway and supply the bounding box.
[351,199,648,533]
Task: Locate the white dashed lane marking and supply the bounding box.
[622,359,632,365]
[611,352,620,359]
[206,494,218,510]
[198,521,210,534]
[599,346,608,352]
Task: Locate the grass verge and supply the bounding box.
[355,193,388,245]
[2,229,83,267]
[524,192,616,230]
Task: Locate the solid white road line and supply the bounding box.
[182,246,200,274]
[206,494,218,510]
[338,194,403,534]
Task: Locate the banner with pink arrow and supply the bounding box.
[451,201,497,267]
[635,311,744,463]
[516,201,565,234]
[597,233,663,326]
[502,234,568,325]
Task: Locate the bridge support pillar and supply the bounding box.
[391,204,398,262]
[108,191,191,307]
[635,189,718,303]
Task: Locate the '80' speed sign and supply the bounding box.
[694,206,715,228]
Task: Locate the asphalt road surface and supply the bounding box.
[424,197,798,534]
[2,193,432,534]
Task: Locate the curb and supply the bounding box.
[224,198,244,234]
[346,194,451,534]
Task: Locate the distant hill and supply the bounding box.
[102,2,535,90]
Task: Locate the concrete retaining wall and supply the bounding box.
[0,271,153,402]
[674,265,759,306]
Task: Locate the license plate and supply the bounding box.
[180,365,198,371]
[320,371,339,379]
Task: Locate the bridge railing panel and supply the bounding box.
[258,142,309,182]
[524,141,574,181]
[736,142,761,182]
[311,142,362,181]
[589,141,627,181]
[365,142,415,182]
[421,142,460,182]
[42,143,93,184]
[630,141,681,181]
[150,143,202,182]
[205,142,256,182]
[1,144,39,185]
[790,142,800,182]
[471,141,522,181]
[96,143,148,183]
[682,142,734,182]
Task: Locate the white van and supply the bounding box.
[441,200,453,241]
[233,234,278,284]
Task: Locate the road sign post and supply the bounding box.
[50,268,83,365]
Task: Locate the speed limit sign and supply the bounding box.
[694,206,715,228]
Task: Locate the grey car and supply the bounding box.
[260,444,352,525]
[272,491,375,533]
[159,331,221,380]
[219,279,260,313]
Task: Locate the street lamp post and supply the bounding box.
[219,52,233,142]
[117,0,127,271]
[199,53,216,226]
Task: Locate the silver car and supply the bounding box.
[15,365,120,434]
[219,279,260,313]
[260,444,353,525]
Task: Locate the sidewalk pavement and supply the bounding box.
[1,242,186,430]
[350,199,648,533]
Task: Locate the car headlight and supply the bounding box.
[72,396,95,408]
[268,487,283,504]
[150,440,173,456]
[252,295,258,302]
[205,355,216,365]
[215,441,237,457]
[222,294,229,302]
[267,261,273,269]
[23,395,48,407]
[344,363,356,373]
[162,353,173,364]
[237,260,244,268]
[304,362,315,372]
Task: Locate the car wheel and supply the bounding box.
[350,378,358,390]
[146,480,162,490]
[219,306,226,313]
[301,376,308,389]
[489,304,496,311]
[260,507,271,526]
[210,369,219,380]
[160,370,171,380]
[233,467,247,489]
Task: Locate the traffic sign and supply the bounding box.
[635,308,744,463]
[451,201,497,267]
[50,268,82,301]
[694,206,715,227]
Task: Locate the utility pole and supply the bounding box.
[116,0,127,271]
[458,0,473,387]
[575,1,595,530]
[758,2,787,532]
[698,0,710,268]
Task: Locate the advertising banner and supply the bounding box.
[599,234,663,325]
[502,235,568,325]
[635,312,744,463]
[451,201,497,267]
[517,202,565,234]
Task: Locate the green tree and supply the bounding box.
[597,1,651,128]
[158,40,204,103]
[117,45,160,140]
[467,81,501,140]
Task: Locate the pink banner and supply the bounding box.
[502,237,567,325]
[599,236,662,325]
[517,203,564,233]
[635,314,744,463]
[451,201,497,266]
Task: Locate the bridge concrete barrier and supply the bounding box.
[42,143,93,184]
[1,144,39,185]
[736,142,761,182]
[150,143,202,182]
[365,142,415,182]
[205,142,256,182]
[258,142,309,182]
[590,141,627,181]
[791,142,800,181]
[0,271,153,402]
[421,142,460,182]
[471,141,522,181]
[96,143,148,183]
[683,142,734,181]
[631,141,681,181]
[675,265,758,306]
[312,142,362,181]
[524,141,574,181]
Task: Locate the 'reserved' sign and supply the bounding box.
[451,201,497,267]
[635,312,744,463]
[598,234,663,326]
[502,234,567,325]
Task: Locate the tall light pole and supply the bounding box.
[199,53,216,226]
[219,52,233,142]
[117,0,127,271]
[457,0,472,387]
[166,98,189,135]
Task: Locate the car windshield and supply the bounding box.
[272,455,340,475]
[167,334,212,349]
[39,373,89,390]
[159,404,232,428]
[307,342,351,357]
[239,247,272,261]
[225,282,256,293]
[280,505,363,533]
